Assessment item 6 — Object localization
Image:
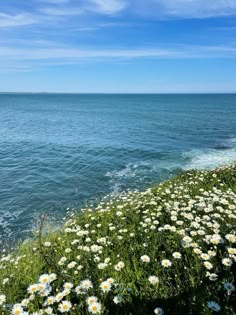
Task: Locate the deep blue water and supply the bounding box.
[0,94,236,239]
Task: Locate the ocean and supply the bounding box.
[0,93,236,239]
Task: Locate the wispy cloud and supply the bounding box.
[39,6,84,16]
[38,0,71,3]
[2,0,236,28]
[35,0,236,19]
[33,0,236,24]
[215,26,236,31]
[1,44,236,66]
[131,0,236,19]
[39,0,126,16]
[72,27,99,32]
[0,46,173,60]
[89,0,127,14]
[0,13,37,28]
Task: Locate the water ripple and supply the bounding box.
[0,94,236,239]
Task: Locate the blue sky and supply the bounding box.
[1,0,236,92]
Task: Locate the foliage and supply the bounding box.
[0,164,236,314]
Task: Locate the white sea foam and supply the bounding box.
[226,137,236,145]
[106,163,137,179]
[105,160,183,193]
[105,161,150,180]
[106,138,236,194]
[184,148,236,170]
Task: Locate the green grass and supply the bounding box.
[0,164,236,315]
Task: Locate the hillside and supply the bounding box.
[0,164,236,315]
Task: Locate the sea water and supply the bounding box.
[0,93,236,238]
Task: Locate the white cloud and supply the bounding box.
[39,0,70,3]
[39,6,84,16]
[0,13,37,28]
[15,0,236,21]
[1,0,236,25]
[39,0,126,16]
[0,44,236,63]
[73,27,99,32]
[89,0,127,14]
[163,0,236,18]
[0,47,173,60]
[131,0,236,18]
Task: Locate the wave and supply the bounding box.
[105,160,183,193]
[105,161,150,179]
[184,136,236,169]
[225,137,236,146]
[183,148,236,170]
[106,138,236,193]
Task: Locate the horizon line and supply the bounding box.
[1,92,236,95]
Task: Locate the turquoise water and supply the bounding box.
[0,93,236,239]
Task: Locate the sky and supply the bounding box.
[0,0,236,93]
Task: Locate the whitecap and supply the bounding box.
[183,148,236,170]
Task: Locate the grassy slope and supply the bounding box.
[0,164,236,315]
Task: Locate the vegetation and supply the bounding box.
[0,164,236,315]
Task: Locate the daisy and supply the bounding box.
[100,281,111,293]
[63,282,73,290]
[49,273,57,282]
[113,295,122,304]
[39,274,50,284]
[208,273,218,281]
[21,299,29,307]
[161,259,172,268]
[203,261,213,270]
[55,292,65,302]
[154,307,164,314]
[75,285,86,295]
[140,255,151,263]
[88,302,102,314]
[46,296,55,305]
[45,306,53,314]
[107,278,115,284]
[222,258,233,267]
[224,282,235,292]
[87,296,98,305]
[12,304,24,315]
[227,247,236,254]
[0,294,6,305]
[37,283,47,292]
[27,284,38,294]
[81,279,93,290]
[58,301,72,313]
[200,253,210,261]
[114,261,125,271]
[207,301,221,312]
[172,252,182,259]
[67,262,77,269]
[148,276,159,285]
[225,234,236,243]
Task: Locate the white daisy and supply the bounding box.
[140,255,151,263]
[58,300,72,313]
[88,301,102,314]
[100,281,111,293]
